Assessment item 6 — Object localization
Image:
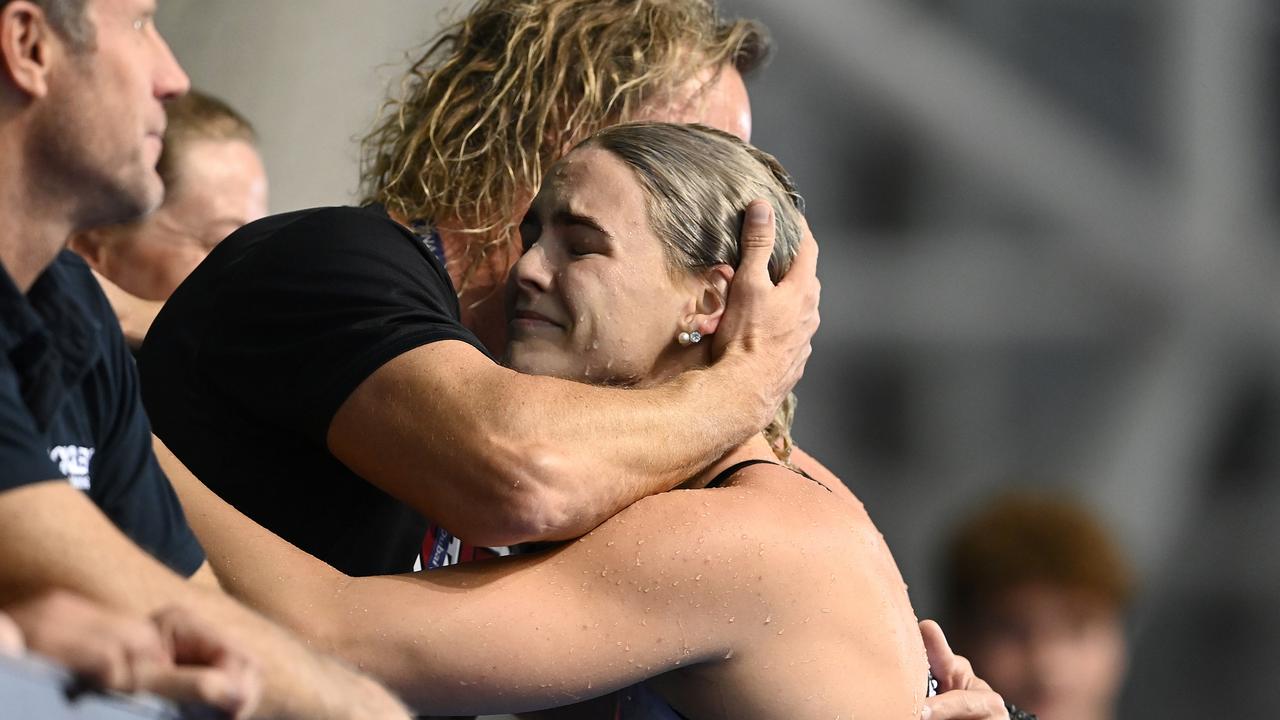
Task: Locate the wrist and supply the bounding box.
[695,352,771,435]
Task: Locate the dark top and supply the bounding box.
[0,251,203,576]
[139,205,490,576]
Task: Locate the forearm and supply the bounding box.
[157,437,350,636]
[329,342,769,546]
[469,356,767,536]
[0,483,403,720]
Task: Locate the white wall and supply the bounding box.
[157,0,453,214]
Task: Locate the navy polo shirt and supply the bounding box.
[0,251,204,577]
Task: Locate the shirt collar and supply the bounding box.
[0,253,104,430]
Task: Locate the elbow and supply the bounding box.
[457,442,584,547]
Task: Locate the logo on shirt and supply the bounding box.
[49,445,94,491]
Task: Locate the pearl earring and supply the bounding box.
[677,329,703,346]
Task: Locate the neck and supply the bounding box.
[0,132,75,292]
[682,433,781,490]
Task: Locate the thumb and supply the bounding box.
[921,619,954,674]
[737,200,776,279]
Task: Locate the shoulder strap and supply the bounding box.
[705,459,779,489]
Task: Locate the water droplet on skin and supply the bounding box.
[763,614,772,625]
[821,608,832,613]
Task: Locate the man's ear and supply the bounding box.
[684,264,734,336]
[68,229,108,271]
[1,2,59,100]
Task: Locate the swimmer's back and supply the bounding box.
[640,458,928,720]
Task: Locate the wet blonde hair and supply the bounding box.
[360,0,769,295]
[584,122,804,462]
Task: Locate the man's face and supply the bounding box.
[33,0,189,229]
[965,583,1128,720]
[637,62,753,142]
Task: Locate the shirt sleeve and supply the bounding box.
[198,207,490,446]
[83,275,206,578]
[0,358,64,493]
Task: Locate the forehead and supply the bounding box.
[540,146,664,249]
[637,63,752,142]
[90,0,154,17]
[545,147,641,208]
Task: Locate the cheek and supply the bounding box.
[578,272,680,359]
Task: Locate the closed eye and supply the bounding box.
[518,214,541,252]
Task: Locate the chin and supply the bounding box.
[93,175,164,227]
[503,343,569,379]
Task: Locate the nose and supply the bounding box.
[153,30,190,100]
[511,241,553,292]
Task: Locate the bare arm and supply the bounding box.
[165,441,913,718]
[328,203,820,546]
[0,481,408,720]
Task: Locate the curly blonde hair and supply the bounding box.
[360,0,770,295]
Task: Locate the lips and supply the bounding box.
[511,308,562,327]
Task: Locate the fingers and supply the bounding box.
[0,612,24,656]
[783,212,819,285]
[737,200,777,281]
[6,590,169,693]
[920,619,955,682]
[921,619,991,693]
[921,690,1010,720]
[149,605,261,719]
[144,666,260,720]
[152,605,234,666]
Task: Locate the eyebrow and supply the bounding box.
[551,209,612,240]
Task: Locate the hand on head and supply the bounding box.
[3,591,260,719]
[713,199,821,426]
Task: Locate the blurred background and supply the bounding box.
[157,1,1280,716]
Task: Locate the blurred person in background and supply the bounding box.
[70,88,267,346]
[941,492,1134,720]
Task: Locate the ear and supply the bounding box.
[67,228,109,271]
[683,264,734,336]
[1,1,59,99]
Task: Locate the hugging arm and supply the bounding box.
[162,440,815,715]
[326,202,819,546]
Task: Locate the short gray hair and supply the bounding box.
[582,121,805,461]
[2,0,94,50]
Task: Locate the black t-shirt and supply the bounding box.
[139,205,490,576]
[0,252,204,577]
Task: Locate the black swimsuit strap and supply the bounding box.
[705,459,831,492]
[705,459,778,488]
